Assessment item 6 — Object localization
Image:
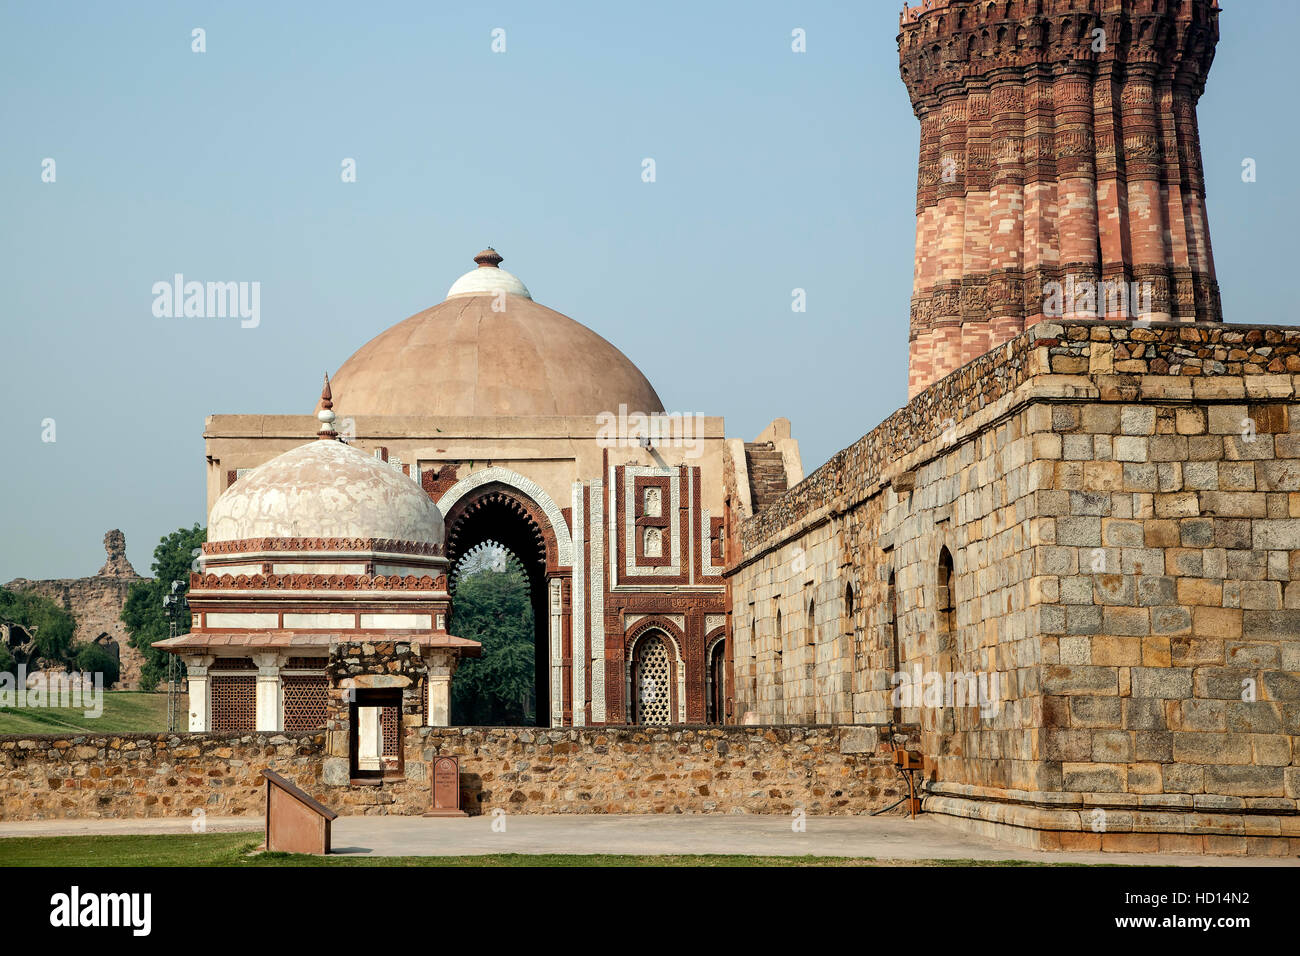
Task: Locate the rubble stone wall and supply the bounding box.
[0,724,906,821]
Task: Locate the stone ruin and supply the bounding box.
[3,529,148,689]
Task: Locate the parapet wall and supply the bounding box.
[743,321,1300,557]
[0,724,907,821]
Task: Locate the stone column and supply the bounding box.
[253,653,282,732]
[184,655,213,732]
[549,577,564,727]
[425,649,458,727]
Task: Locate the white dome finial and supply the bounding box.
[447,247,532,300]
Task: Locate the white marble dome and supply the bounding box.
[446,248,532,300]
[207,439,444,545]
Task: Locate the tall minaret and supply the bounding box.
[899,0,1221,398]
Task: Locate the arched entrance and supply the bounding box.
[705,631,726,724]
[442,480,562,727]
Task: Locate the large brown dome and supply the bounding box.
[329,250,664,418]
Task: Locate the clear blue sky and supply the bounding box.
[1,0,1296,580]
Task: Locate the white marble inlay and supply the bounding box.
[590,478,606,723]
[283,613,355,629]
[437,466,573,566]
[359,613,432,629]
[206,612,278,629]
[571,481,586,724]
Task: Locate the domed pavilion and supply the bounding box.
[199,249,803,728]
[160,381,479,778]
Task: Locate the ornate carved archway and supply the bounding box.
[437,467,572,568]
[441,478,568,727]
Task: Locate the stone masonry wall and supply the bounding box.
[729,320,1300,853]
[0,724,906,821]
[0,732,323,821]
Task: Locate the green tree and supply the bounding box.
[75,643,121,688]
[0,587,76,664]
[450,564,536,725]
[0,642,14,674]
[122,523,206,691]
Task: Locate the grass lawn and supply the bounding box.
[0,691,173,735]
[0,832,1063,867]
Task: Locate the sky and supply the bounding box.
[1,0,1298,581]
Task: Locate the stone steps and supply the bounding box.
[744,442,788,514]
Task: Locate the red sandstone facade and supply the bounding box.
[901,0,1222,397]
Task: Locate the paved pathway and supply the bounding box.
[1,814,1294,866]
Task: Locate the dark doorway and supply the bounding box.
[706,637,726,724]
[444,485,552,726]
[348,687,403,782]
[448,541,537,724]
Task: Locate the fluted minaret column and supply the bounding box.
[909,110,943,397]
[1172,73,1220,321]
[1022,62,1058,328]
[987,71,1027,348]
[1092,55,1130,318]
[961,82,992,367]
[1123,64,1173,320]
[898,0,1221,398]
[931,90,969,385]
[1053,63,1102,317]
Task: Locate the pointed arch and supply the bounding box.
[436,467,573,566]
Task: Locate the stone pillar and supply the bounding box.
[184,655,213,732]
[253,653,282,732]
[549,577,564,727]
[424,649,458,727]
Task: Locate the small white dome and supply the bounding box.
[208,440,443,545]
[446,247,532,300]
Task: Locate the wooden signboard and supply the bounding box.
[423,755,466,817]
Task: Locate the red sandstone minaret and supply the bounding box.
[899,0,1221,397]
